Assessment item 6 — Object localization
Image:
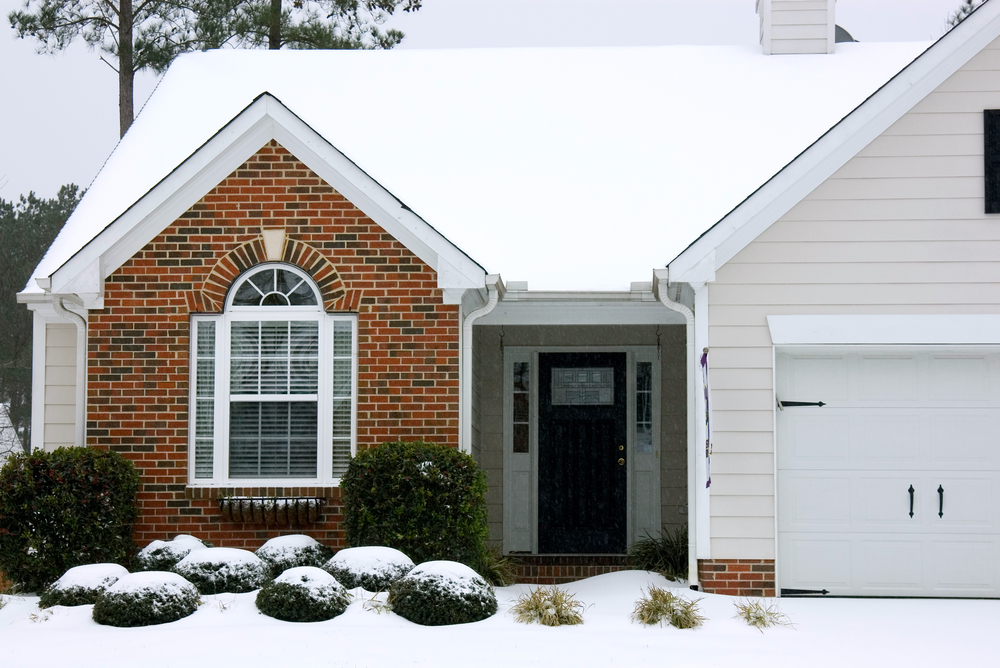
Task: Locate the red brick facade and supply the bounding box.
[697,559,775,596]
[86,140,460,549]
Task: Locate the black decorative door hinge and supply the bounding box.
[781,588,830,596]
[777,396,826,409]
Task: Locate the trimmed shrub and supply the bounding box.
[39,563,128,608]
[631,586,705,629]
[92,572,201,627]
[255,566,351,622]
[173,548,269,594]
[322,546,414,591]
[341,441,489,566]
[134,535,210,572]
[510,586,584,626]
[626,526,688,581]
[256,535,333,577]
[387,561,497,626]
[0,447,140,591]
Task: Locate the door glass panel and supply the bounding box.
[551,367,614,405]
[513,361,530,453]
[636,362,653,453]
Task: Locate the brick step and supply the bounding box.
[512,554,630,585]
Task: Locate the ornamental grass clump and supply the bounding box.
[255,566,352,622]
[172,548,269,595]
[39,563,128,608]
[92,572,201,627]
[387,561,497,626]
[341,441,489,567]
[256,535,333,578]
[0,447,139,592]
[631,586,705,629]
[733,598,793,632]
[510,586,585,626]
[626,526,688,581]
[322,546,414,591]
[134,535,210,572]
[474,544,518,587]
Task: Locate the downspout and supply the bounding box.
[51,297,87,448]
[653,269,699,590]
[460,275,502,454]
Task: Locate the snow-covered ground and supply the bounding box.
[2,570,997,667]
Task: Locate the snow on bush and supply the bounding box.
[323,546,414,591]
[134,535,210,572]
[92,572,201,627]
[255,566,352,622]
[39,563,129,608]
[387,560,497,626]
[255,535,332,577]
[172,547,269,594]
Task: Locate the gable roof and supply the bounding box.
[24,41,929,296]
[667,1,1000,284]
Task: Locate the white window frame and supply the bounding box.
[188,263,357,487]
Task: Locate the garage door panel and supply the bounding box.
[779,537,852,589]
[928,539,996,592]
[777,347,1000,597]
[929,414,994,465]
[779,474,852,530]
[858,355,919,402]
[928,355,990,402]
[926,476,996,530]
[857,539,924,592]
[782,414,851,463]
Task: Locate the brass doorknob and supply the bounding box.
[618,458,625,466]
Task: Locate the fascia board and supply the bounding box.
[668,3,1000,283]
[50,94,485,298]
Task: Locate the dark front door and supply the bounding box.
[538,352,627,553]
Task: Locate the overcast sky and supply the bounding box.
[0,0,972,201]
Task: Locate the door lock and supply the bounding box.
[619,445,625,451]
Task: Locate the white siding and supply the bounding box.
[707,37,1000,559]
[758,0,835,55]
[43,323,76,452]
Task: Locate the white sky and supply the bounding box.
[0,0,971,201]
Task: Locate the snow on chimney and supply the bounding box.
[757,0,836,55]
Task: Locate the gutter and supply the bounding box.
[51,296,87,448]
[653,269,700,590]
[460,275,502,454]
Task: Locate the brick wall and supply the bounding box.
[698,559,775,597]
[86,139,460,549]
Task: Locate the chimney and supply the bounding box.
[757,0,836,55]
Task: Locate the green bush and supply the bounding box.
[256,535,333,578]
[134,535,211,572]
[387,561,497,626]
[626,525,689,581]
[39,563,128,608]
[341,441,489,567]
[0,447,140,591]
[92,572,201,627]
[173,548,269,595]
[322,546,414,591]
[255,566,351,622]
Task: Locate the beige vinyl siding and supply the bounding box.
[759,0,833,55]
[706,36,1000,559]
[43,323,76,451]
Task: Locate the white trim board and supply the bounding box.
[767,315,1000,345]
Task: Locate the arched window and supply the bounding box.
[190,263,355,485]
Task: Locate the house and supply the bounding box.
[18,0,1000,597]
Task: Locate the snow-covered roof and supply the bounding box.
[25,42,930,293]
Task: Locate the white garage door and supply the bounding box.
[777,347,1000,597]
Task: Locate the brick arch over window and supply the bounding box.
[197,237,348,312]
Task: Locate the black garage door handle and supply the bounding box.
[908,484,914,518]
[938,485,944,518]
